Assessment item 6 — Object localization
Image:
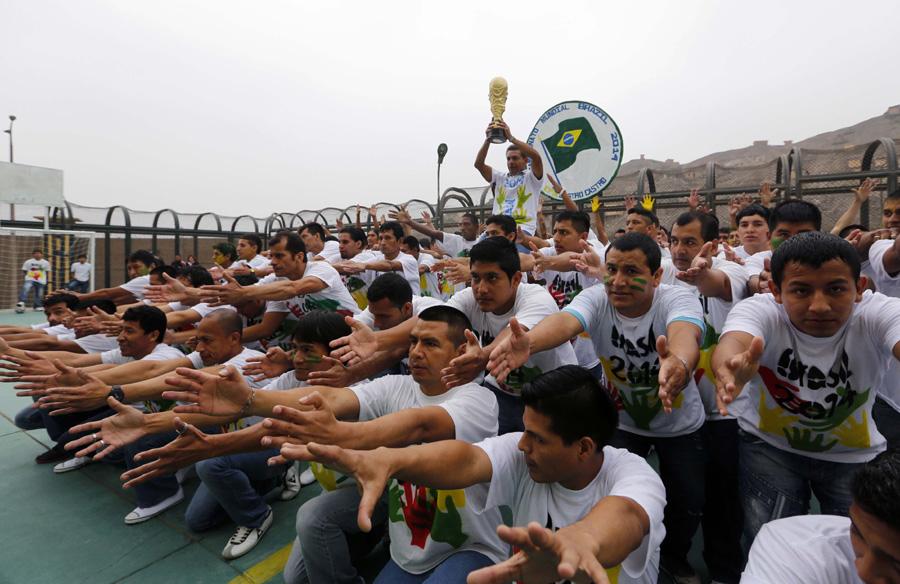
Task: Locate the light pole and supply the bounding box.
[4,115,15,162]
[437,142,448,197]
[436,143,448,230]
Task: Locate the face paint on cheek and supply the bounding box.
[629,277,647,292]
[139,266,151,277]
[306,355,322,364]
[603,275,611,287]
[771,238,785,250]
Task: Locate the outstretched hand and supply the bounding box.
[715,336,764,416]
[163,365,251,416]
[656,335,690,414]
[442,329,486,388]
[121,418,214,488]
[329,317,378,365]
[467,522,610,584]
[67,397,147,459]
[487,318,530,382]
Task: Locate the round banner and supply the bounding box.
[527,101,623,201]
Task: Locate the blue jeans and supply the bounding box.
[186,449,286,530]
[486,384,523,435]
[738,429,861,545]
[609,427,706,563]
[374,551,495,584]
[283,484,389,584]
[19,280,46,307]
[67,280,90,294]
[14,400,44,430]
[872,397,900,449]
[701,420,743,584]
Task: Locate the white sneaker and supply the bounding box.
[14,302,25,314]
[279,462,301,501]
[222,506,273,560]
[53,456,94,474]
[32,307,42,312]
[124,487,184,525]
[300,467,316,487]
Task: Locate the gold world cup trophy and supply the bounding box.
[488,77,508,144]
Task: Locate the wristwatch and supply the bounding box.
[108,385,125,402]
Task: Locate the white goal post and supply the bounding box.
[0,227,97,311]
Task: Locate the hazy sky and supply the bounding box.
[2,0,898,218]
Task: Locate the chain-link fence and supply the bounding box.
[1,138,897,288]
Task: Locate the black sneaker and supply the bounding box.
[35,444,72,464]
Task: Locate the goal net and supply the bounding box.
[0,228,97,311]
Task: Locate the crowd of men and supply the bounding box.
[4,120,900,584]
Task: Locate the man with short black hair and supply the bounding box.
[17,249,51,312]
[284,365,666,584]
[489,231,707,581]
[340,221,421,296]
[742,448,900,584]
[68,254,91,294]
[299,222,341,263]
[475,119,544,236]
[714,232,900,545]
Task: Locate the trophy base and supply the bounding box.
[488,127,507,144]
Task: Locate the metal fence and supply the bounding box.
[1,138,897,288]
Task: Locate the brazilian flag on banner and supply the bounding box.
[542,117,602,173]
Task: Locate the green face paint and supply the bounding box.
[771,237,785,250]
[632,277,648,284]
[138,265,151,277]
[305,355,322,364]
[629,284,645,292]
[603,275,612,287]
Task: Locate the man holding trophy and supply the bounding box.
[474,77,544,237]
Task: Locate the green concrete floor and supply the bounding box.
[0,310,715,583]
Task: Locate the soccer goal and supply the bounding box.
[0,227,97,311]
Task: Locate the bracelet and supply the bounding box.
[237,387,255,418]
[675,355,691,388]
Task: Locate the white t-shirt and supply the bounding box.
[310,240,342,264]
[535,246,600,369]
[741,515,860,584]
[721,293,900,463]
[351,376,506,574]
[563,284,706,437]
[120,275,151,303]
[491,167,543,236]
[438,232,478,295]
[341,250,380,310]
[369,251,421,297]
[476,435,666,584]
[448,284,577,396]
[100,342,185,365]
[743,250,773,278]
[235,254,270,270]
[22,259,51,284]
[672,256,750,420]
[865,239,900,298]
[281,261,361,323]
[416,254,446,301]
[70,262,91,282]
[74,333,121,354]
[733,245,752,261]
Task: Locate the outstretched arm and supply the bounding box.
[711,331,764,416]
[279,440,494,532]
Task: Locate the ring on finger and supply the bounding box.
[99,439,105,446]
